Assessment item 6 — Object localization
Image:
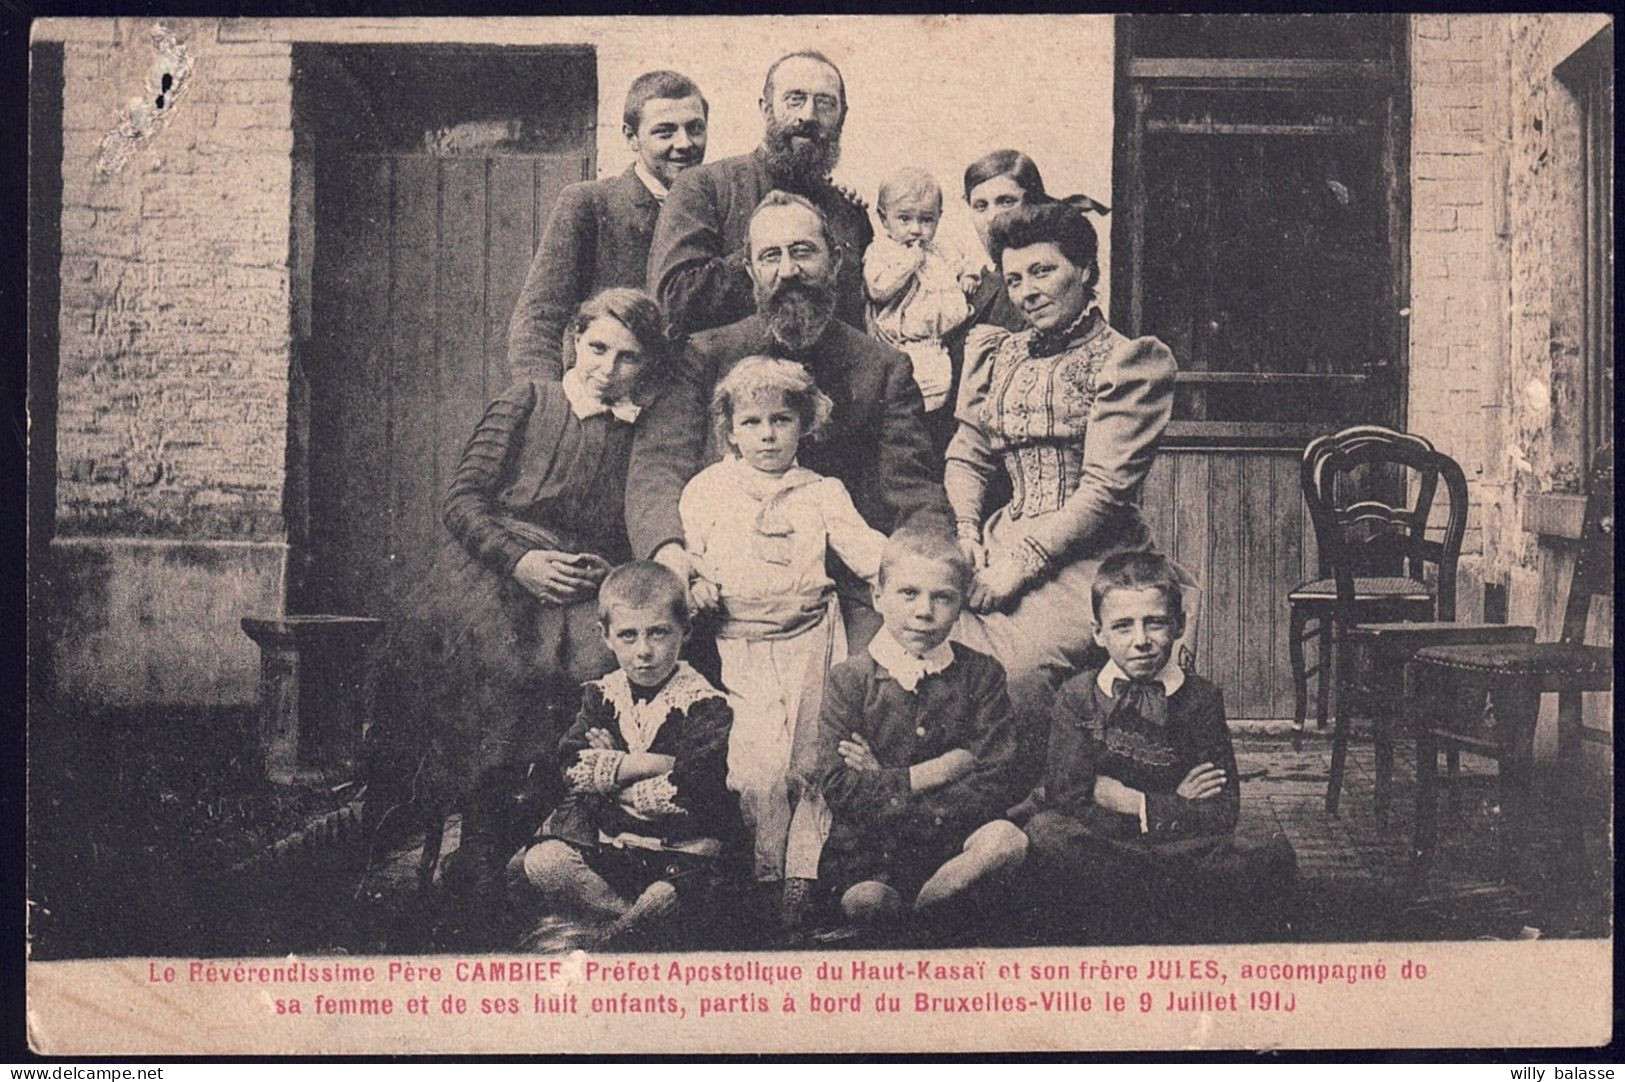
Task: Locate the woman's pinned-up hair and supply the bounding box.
[962,148,1047,203]
[987,200,1101,276]
[961,150,1110,215]
[566,287,672,376]
[709,355,835,452]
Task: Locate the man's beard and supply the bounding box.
[756,277,836,352]
[762,115,842,186]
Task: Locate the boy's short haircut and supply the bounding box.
[709,355,835,451]
[878,521,974,595]
[597,560,690,631]
[877,166,944,216]
[623,70,707,131]
[1090,551,1186,625]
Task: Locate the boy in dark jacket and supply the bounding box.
[1002,551,1296,941]
[814,526,1027,926]
[508,561,736,942]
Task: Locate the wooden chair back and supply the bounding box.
[1561,446,1615,646]
[1301,425,1470,621]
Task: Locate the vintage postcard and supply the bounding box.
[24,12,1614,1055]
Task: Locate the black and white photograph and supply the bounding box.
[22,12,1614,1054]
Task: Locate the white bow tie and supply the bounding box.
[562,369,641,424]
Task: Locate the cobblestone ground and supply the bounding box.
[349,724,1611,954]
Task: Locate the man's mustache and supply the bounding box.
[765,279,828,302]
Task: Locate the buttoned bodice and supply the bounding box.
[973,315,1119,520]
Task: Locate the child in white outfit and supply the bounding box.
[864,168,975,424]
[679,356,887,910]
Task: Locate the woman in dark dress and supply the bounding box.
[376,288,672,887]
[959,150,1050,336]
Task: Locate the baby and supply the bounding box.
[863,167,974,423]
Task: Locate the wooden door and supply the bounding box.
[295,46,596,621]
[1113,16,1408,718]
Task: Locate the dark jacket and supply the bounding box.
[646,146,873,337]
[962,266,1025,334]
[624,314,951,561]
[507,165,663,381]
[1013,669,1239,843]
[543,668,737,848]
[443,378,635,575]
[816,644,1023,860]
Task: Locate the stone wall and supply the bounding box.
[1407,13,1613,753]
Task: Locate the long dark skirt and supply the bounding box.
[371,537,614,852]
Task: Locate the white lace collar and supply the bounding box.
[1096,656,1185,699]
[868,627,955,693]
[562,367,641,424]
[596,662,719,754]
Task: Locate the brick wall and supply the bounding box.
[56,18,294,542]
[47,18,297,706]
[1408,13,1609,621]
[1407,14,1498,613]
[1408,13,1612,755]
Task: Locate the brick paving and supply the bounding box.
[358,723,1612,950]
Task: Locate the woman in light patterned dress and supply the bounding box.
[946,199,1195,692]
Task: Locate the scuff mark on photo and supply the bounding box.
[94,23,193,177]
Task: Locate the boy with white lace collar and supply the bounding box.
[509,561,736,945]
[812,525,1027,928]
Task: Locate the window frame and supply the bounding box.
[1111,15,1411,448]
[1554,24,1614,483]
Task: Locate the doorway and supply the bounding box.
[29,41,63,696]
[293,44,597,622]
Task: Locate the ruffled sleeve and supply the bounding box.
[950,324,1009,428]
[942,325,1010,539]
[558,682,626,794]
[1024,333,1176,562]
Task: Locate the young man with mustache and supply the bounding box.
[628,191,950,651]
[646,51,873,338]
[508,71,709,381]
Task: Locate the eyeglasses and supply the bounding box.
[779,90,841,116]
